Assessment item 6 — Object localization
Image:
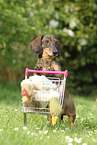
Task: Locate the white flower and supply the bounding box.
[61,130,64,132]
[94,130,97,132]
[65,136,70,141]
[44,130,48,134]
[68,138,73,143]
[81,118,84,121]
[78,38,88,46]
[47,136,50,139]
[36,127,40,130]
[53,130,57,133]
[14,127,19,131]
[76,115,80,118]
[49,19,59,28]
[39,131,42,133]
[63,28,68,33]
[27,131,30,135]
[0,129,3,131]
[91,116,94,118]
[15,109,17,111]
[32,3,36,7]
[63,28,74,37]
[68,143,73,145]
[31,132,36,136]
[69,18,79,29]
[55,13,59,19]
[69,21,77,28]
[12,59,16,64]
[82,143,87,145]
[30,12,34,17]
[23,126,27,130]
[68,30,74,37]
[65,136,73,143]
[74,137,82,143]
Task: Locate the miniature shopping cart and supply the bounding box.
[21,68,68,126]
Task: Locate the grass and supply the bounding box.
[0,83,97,145]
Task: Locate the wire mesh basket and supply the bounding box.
[21,68,68,125]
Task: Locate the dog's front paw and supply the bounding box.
[34,64,43,70]
[47,67,55,71]
[47,67,55,77]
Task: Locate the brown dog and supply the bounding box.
[30,35,76,127]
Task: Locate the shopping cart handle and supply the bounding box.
[25,68,68,78]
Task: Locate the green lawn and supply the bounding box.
[0,83,97,145]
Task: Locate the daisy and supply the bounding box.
[23,126,27,130]
[74,137,82,143]
[65,136,73,143]
[65,136,70,141]
[44,130,48,134]
[14,127,19,131]
[53,130,57,133]
[68,138,73,143]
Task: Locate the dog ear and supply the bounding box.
[54,36,61,56]
[57,40,61,56]
[30,36,43,55]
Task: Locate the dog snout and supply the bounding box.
[53,51,58,55]
[52,46,58,55]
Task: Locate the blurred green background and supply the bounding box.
[0,0,97,94]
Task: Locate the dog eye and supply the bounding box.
[55,41,58,45]
[45,40,49,43]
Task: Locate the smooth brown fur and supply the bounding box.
[30,35,76,126]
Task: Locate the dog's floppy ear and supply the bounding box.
[54,36,61,56]
[56,39,61,56]
[30,36,43,55]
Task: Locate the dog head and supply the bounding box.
[30,35,61,58]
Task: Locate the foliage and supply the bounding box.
[0,83,97,145]
[0,0,97,93]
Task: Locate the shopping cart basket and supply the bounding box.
[21,68,68,126]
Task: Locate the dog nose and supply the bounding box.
[53,51,58,55]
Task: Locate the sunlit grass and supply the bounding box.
[0,84,97,145]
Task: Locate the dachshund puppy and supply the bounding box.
[30,35,61,78]
[30,35,76,127]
